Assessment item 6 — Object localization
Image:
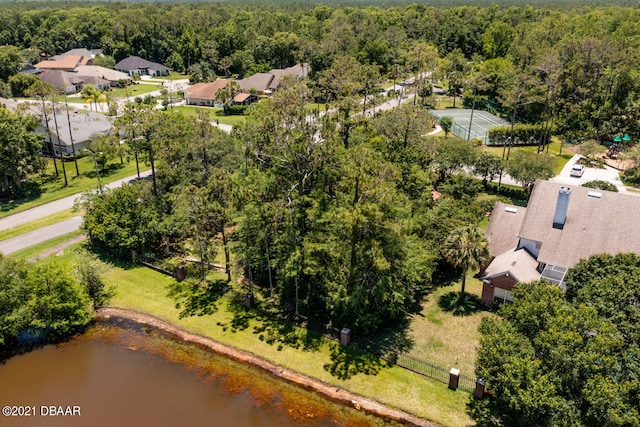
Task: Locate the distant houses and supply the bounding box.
[34,55,90,72]
[24,50,167,95]
[114,56,170,77]
[237,63,308,95]
[184,63,308,107]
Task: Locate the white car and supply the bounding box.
[570,164,585,177]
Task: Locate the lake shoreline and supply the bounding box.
[96,307,436,427]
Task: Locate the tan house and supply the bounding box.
[34,55,90,72]
[184,80,232,107]
[74,65,131,87]
[481,180,640,304]
[38,70,85,94]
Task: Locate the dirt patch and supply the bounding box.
[96,307,437,427]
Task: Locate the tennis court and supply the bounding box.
[429,109,510,144]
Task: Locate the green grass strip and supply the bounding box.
[0,209,78,242]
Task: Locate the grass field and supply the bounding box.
[0,157,149,218]
[172,106,247,126]
[47,243,474,427]
[483,139,574,174]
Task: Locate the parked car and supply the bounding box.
[570,164,585,177]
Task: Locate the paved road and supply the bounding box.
[0,217,83,255]
[0,169,152,233]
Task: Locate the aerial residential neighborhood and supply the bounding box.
[1,2,639,427]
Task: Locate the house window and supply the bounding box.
[493,287,513,304]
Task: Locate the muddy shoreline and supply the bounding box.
[96,307,436,427]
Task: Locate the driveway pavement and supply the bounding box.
[550,154,633,194]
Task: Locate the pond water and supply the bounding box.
[0,319,396,427]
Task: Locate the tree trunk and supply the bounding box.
[221,225,231,283]
[460,266,467,296]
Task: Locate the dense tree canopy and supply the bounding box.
[474,254,640,427]
[0,257,92,348]
[0,106,46,196]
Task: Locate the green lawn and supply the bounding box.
[113,83,161,99]
[172,106,247,126]
[405,277,495,376]
[45,244,474,427]
[9,230,85,261]
[147,73,189,81]
[0,209,77,242]
[483,139,574,174]
[0,156,149,218]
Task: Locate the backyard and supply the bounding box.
[46,241,480,427]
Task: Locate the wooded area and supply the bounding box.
[1,3,640,424]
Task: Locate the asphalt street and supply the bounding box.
[0,170,152,256]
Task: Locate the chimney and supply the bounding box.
[553,187,571,229]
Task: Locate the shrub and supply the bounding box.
[223,105,248,116]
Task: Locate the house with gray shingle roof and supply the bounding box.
[114,56,169,77]
[238,63,308,95]
[38,70,85,94]
[480,180,640,304]
[74,65,131,87]
[37,107,113,157]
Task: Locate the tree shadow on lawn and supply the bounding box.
[350,317,415,358]
[0,181,42,213]
[323,343,389,380]
[216,299,323,353]
[438,291,485,316]
[167,278,229,318]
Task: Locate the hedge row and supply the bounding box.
[487,123,545,146]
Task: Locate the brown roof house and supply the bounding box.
[184,80,232,107]
[34,55,90,72]
[480,179,640,304]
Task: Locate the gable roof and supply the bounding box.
[481,248,540,283]
[485,202,527,257]
[35,55,89,70]
[518,180,640,267]
[114,56,169,72]
[184,80,231,100]
[74,65,131,82]
[269,63,309,90]
[233,92,252,103]
[238,73,274,93]
[237,64,309,94]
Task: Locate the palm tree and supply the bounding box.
[443,225,490,296]
[81,84,106,112]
